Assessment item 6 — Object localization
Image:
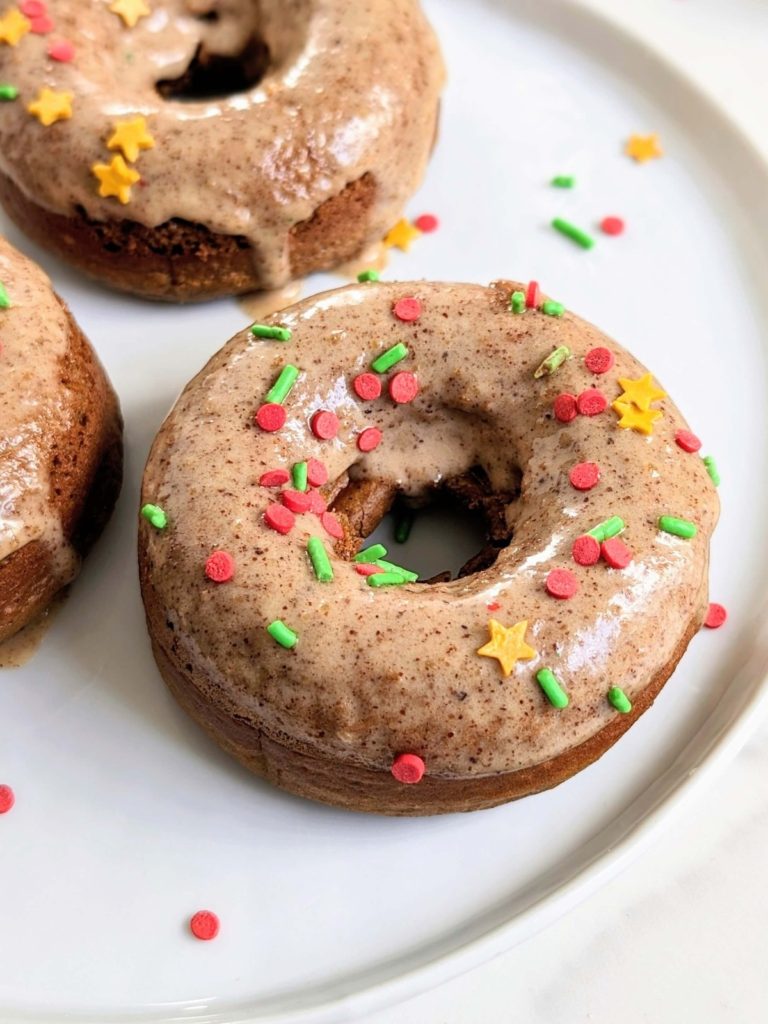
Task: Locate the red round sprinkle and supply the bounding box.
[307,490,327,514]
[356,563,384,577]
[584,347,615,374]
[553,393,578,423]
[572,534,601,566]
[306,458,328,488]
[576,388,607,416]
[600,216,625,236]
[49,39,74,61]
[21,0,46,15]
[704,602,727,629]
[281,489,312,514]
[391,753,425,784]
[265,504,294,534]
[353,372,382,401]
[389,372,419,404]
[311,410,339,440]
[545,568,579,600]
[0,784,15,814]
[393,296,422,322]
[675,429,702,453]
[601,537,633,569]
[190,910,220,941]
[525,280,540,309]
[30,14,53,33]
[255,403,286,432]
[358,427,383,452]
[204,550,235,583]
[259,468,290,487]
[569,461,601,491]
[487,601,500,612]
[320,511,344,539]
[414,213,439,233]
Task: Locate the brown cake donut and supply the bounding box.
[0,1,443,301]
[0,236,122,644]
[139,280,719,815]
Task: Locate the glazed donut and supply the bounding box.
[139,280,719,815]
[0,236,122,644]
[0,1,443,301]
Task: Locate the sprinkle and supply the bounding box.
[525,280,540,309]
[367,571,408,588]
[608,687,632,713]
[704,603,727,629]
[551,217,595,250]
[414,213,439,233]
[250,322,291,341]
[659,515,697,539]
[391,753,425,783]
[110,0,151,28]
[267,620,298,649]
[576,388,607,416]
[545,568,578,600]
[48,39,75,61]
[281,489,311,514]
[310,410,339,440]
[569,462,600,491]
[572,534,600,566]
[0,84,18,100]
[141,503,167,529]
[553,393,578,423]
[28,87,73,126]
[372,342,408,374]
[291,461,308,492]
[394,511,414,543]
[357,269,380,283]
[264,504,294,534]
[613,401,661,435]
[703,455,720,486]
[259,468,290,487]
[0,281,10,308]
[92,154,140,204]
[29,14,51,33]
[306,458,328,488]
[541,300,565,317]
[205,550,235,583]
[384,218,421,251]
[534,345,571,379]
[675,429,702,453]
[616,373,666,412]
[600,216,625,236]
[551,175,575,188]
[353,372,382,400]
[584,347,614,374]
[358,427,382,452]
[356,563,383,577]
[393,296,422,322]
[307,490,327,514]
[355,543,387,563]
[265,364,299,405]
[625,133,662,163]
[477,619,537,677]
[601,537,633,569]
[487,602,500,612]
[190,910,219,941]
[307,537,334,582]
[536,668,569,709]
[320,511,344,539]
[587,515,625,542]
[389,371,419,404]
[20,1,45,16]
[0,8,30,45]
[509,290,526,314]
[255,403,286,432]
[0,784,15,814]
[375,559,418,582]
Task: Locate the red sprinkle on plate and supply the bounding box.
[353,373,381,401]
[259,468,290,487]
[389,371,419,404]
[204,550,235,583]
[190,910,220,941]
[576,388,607,416]
[255,403,286,432]
[704,602,727,629]
[391,753,425,784]
[553,393,578,423]
[265,504,295,534]
[600,216,625,236]
[393,296,422,322]
[545,568,579,599]
[358,427,383,452]
[569,462,601,491]
[0,784,15,814]
[414,213,439,233]
[601,537,633,569]
[320,511,344,539]
[306,458,328,488]
[572,534,600,566]
[584,347,614,374]
[310,410,339,440]
[675,429,702,453]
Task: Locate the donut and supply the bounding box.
[139,279,719,815]
[0,1,443,301]
[0,235,122,643]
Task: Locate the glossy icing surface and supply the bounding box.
[141,281,719,777]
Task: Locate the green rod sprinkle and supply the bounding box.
[541,300,565,317]
[533,345,571,379]
[371,342,408,374]
[0,281,10,309]
[374,559,418,582]
[367,572,408,588]
[354,543,387,563]
[292,461,308,492]
[357,269,380,283]
[265,364,300,404]
[659,515,697,539]
[251,323,292,341]
[608,686,632,714]
[267,619,298,648]
[536,668,569,709]
[587,516,625,542]
[551,217,595,250]
[307,537,334,582]
[703,455,720,486]
[141,503,167,529]
[394,511,414,543]
[0,84,19,101]
[509,290,526,314]
[551,175,575,188]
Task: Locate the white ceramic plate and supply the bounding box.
[3,1,768,1021]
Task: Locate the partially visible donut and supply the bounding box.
[0,1,444,300]
[139,280,719,814]
[0,236,122,644]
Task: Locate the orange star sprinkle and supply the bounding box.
[0,7,30,46]
[107,116,155,162]
[612,400,663,437]
[27,88,73,126]
[625,134,662,163]
[616,373,666,412]
[384,218,421,252]
[477,619,537,678]
[109,0,150,28]
[92,154,140,204]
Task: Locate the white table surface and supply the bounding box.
[362,2,768,1021]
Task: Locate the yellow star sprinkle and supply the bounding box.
[625,134,663,163]
[92,154,140,204]
[384,218,421,252]
[109,0,151,28]
[107,116,155,163]
[477,619,537,678]
[616,373,666,412]
[612,400,662,437]
[0,7,30,46]
[27,88,73,127]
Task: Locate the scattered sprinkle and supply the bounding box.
[541,300,564,317]
[265,364,299,405]
[625,133,662,163]
[659,515,697,539]
[576,388,607,417]
[358,426,382,452]
[29,13,51,33]
[307,490,327,514]
[374,558,418,582]
[190,910,219,941]
[0,281,10,308]
[525,280,540,309]
[615,373,666,411]
[545,568,579,600]
[110,0,151,29]
[250,323,291,341]
[372,342,408,374]
[553,393,578,423]
[355,543,387,563]
[0,84,19,101]
[0,784,15,814]
[205,550,235,583]
[551,217,595,250]
[291,461,308,492]
[584,347,614,374]
[393,296,422,322]
[384,218,421,251]
[587,515,625,542]
[601,537,633,569]
[320,511,344,539]
[264,503,294,534]
[704,603,727,629]
[600,216,625,236]
[356,563,383,577]
[394,510,414,543]
[703,455,720,486]
[0,7,30,46]
[259,468,290,487]
[310,410,339,440]
[477,618,537,677]
[534,345,571,379]
[675,429,702,453]
[255,403,286,432]
[487,602,500,612]
[48,38,75,62]
[391,752,425,783]
[141,503,167,529]
[20,2,46,17]
[352,372,381,401]
[27,86,73,126]
[357,269,380,283]
[306,458,328,488]
[569,462,600,491]
[389,371,419,404]
[414,213,439,233]
[92,154,140,203]
[613,400,661,435]
[572,534,600,566]
[367,571,408,588]
[536,668,569,709]
[307,537,334,582]
[509,290,526,314]
[608,686,632,713]
[267,619,298,649]
[281,489,312,514]
[551,174,575,188]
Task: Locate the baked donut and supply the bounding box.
[0,236,122,644]
[139,279,719,815]
[0,1,443,301]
